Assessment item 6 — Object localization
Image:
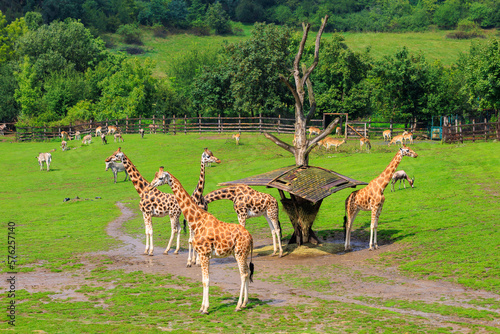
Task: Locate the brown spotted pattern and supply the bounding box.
[344,145,418,251]
[204,184,283,257]
[105,148,182,256]
[152,168,254,314]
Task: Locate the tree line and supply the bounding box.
[1,0,500,35]
[0,10,499,127]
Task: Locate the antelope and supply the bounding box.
[391,170,415,191]
[319,137,345,152]
[308,126,321,138]
[60,131,71,141]
[101,133,107,145]
[403,132,414,145]
[95,126,102,137]
[108,125,118,135]
[383,130,391,142]
[0,123,6,135]
[232,133,240,145]
[148,124,158,134]
[36,153,52,171]
[335,126,342,136]
[61,141,68,151]
[105,160,129,183]
[388,134,404,146]
[82,134,92,144]
[74,131,81,140]
[360,137,371,151]
[139,128,145,138]
[114,133,124,142]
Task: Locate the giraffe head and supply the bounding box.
[399,145,418,158]
[149,166,171,189]
[105,147,124,163]
[202,148,221,166]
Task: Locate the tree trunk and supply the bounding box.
[281,194,323,245]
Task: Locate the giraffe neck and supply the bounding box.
[370,151,403,192]
[191,158,206,206]
[170,174,202,224]
[204,186,238,204]
[120,153,150,195]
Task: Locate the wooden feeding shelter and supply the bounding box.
[219,165,367,246]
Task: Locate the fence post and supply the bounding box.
[163,115,166,134]
[278,114,281,135]
[497,111,500,140]
[218,114,221,134]
[238,113,241,133]
[139,116,141,131]
[472,119,475,143]
[259,113,262,133]
[484,117,488,141]
[322,113,325,130]
[173,115,176,135]
[459,120,463,143]
[184,115,187,135]
[199,114,201,134]
[390,118,393,136]
[126,116,129,134]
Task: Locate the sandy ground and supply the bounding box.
[21,202,500,331]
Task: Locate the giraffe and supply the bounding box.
[186,148,221,266]
[149,167,254,314]
[105,147,182,256]
[204,184,283,257]
[343,145,418,251]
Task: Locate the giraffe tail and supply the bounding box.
[343,215,347,243]
[183,219,187,233]
[278,219,282,239]
[249,241,254,283]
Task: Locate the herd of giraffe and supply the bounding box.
[101,126,418,314]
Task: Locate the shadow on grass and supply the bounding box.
[209,297,269,314]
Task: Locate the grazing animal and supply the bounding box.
[204,184,283,257]
[403,132,414,145]
[108,125,118,135]
[232,133,240,145]
[101,133,107,145]
[335,126,342,136]
[61,141,68,151]
[391,170,414,191]
[82,134,92,144]
[139,128,145,138]
[0,123,6,135]
[360,137,371,151]
[95,126,102,137]
[148,124,158,134]
[114,133,124,142]
[60,131,71,141]
[308,126,321,138]
[36,153,52,171]
[149,168,254,314]
[105,160,129,183]
[383,130,391,142]
[74,131,81,140]
[388,134,404,146]
[319,137,345,152]
[343,145,418,251]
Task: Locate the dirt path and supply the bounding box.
[22,202,500,331]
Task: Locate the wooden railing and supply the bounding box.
[442,120,500,143]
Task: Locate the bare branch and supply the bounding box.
[301,15,330,88]
[279,74,301,109]
[263,132,296,155]
[303,68,317,124]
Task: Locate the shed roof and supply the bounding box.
[219,165,367,203]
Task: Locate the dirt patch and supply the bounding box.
[21,202,500,330]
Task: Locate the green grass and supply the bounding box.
[107,27,498,78]
[1,134,499,332]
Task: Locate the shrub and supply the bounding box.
[117,24,143,45]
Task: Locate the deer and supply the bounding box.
[101,133,107,145]
[36,153,52,171]
[232,133,240,145]
[82,134,92,144]
[114,133,124,142]
[403,132,414,145]
[95,126,102,137]
[61,140,68,151]
[383,130,391,142]
[308,126,321,138]
[148,124,158,134]
[318,137,345,152]
[360,137,371,151]
[139,128,145,138]
[74,131,81,140]
[388,134,404,146]
[108,125,118,135]
[391,170,415,191]
[335,126,342,136]
[0,123,6,136]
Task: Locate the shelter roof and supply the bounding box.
[219,165,367,203]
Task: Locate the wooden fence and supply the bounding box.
[9,114,500,143]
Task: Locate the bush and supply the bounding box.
[117,24,143,45]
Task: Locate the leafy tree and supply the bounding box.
[433,0,464,29]
[0,62,19,122]
[0,12,27,64]
[117,23,142,44]
[223,23,294,116]
[205,2,231,35]
[191,63,233,116]
[24,11,43,31]
[235,0,265,23]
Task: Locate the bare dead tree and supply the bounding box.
[264,15,339,167]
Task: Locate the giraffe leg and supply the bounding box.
[236,211,248,228]
[369,205,383,251]
[143,213,153,255]
[199,254,210,314]
[344,209,359,251]
[187,228,194,267]
[164,215,178,255]
[174,216,181,255]
[235,253,250,311]
[265,214,283,257]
